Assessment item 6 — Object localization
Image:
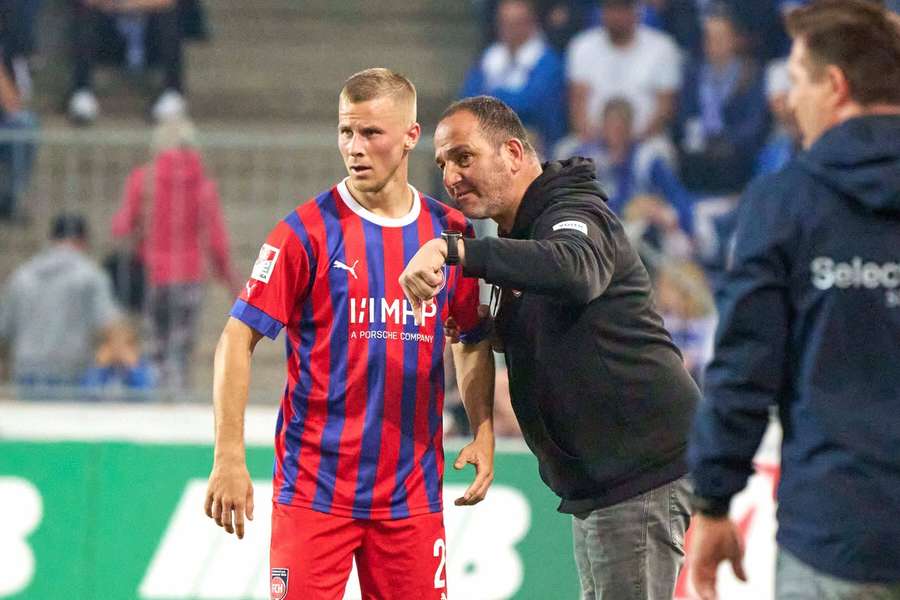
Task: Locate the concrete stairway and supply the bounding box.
[33,0,478,125]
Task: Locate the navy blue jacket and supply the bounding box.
[689,115,900,582]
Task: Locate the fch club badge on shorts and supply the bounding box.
[270,567,289,600]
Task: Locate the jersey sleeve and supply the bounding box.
[449,221,489,345]
[230,219,312,339]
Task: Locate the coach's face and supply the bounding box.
[338,95,420,194]
[434,110,514,222]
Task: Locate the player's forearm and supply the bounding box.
[212,323,256,463]
[452,339,495,441]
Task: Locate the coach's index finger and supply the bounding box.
[401,286,425,326]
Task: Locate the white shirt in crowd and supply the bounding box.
[566,25,682,134]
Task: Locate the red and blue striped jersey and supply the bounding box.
[230,180,487,520]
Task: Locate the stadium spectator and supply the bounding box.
[111,117,239,390]
[566,0,682,142]
[0,0,40,103]
[622,193,693,260]
[68,0,186,124]
[688,2,900,598]
[653,259,715,383]
[556,97,695,236]
[0,19,38,221]
[755,58,801,176]
[0,213,124,394]
[644,0,703,56]
[402,96,700,600]
[676,4,769,195]
[204,69,495,600]
[540,0,598,51]
[82,321,157,399]
[474,0,596,52]
[461,0,568,151]
[721,0,789,62]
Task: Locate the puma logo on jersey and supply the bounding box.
[333,259,359,280]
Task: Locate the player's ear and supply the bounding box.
[404,121,421,152]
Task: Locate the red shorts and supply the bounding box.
[269,503,448,600]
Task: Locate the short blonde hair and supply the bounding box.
[340,67,417,121]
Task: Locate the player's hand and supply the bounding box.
[689,514,747,600]
[453,435,494,506]
[400,239,446,325]
[444,305,490,343]
[444,317,461,343]
[204,459,255,539]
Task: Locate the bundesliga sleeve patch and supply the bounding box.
[552,220,589,235]
[270,567,289,600]
[251,243,280,283]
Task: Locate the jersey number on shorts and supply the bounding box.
[433,538,447,589]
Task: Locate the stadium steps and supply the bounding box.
[8,0,477,400]
[32,0,478,125]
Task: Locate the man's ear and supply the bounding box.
[404,122,422,152]
[503,138,528,172]
[826,64,851,108]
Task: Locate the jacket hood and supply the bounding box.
[153,148,205,187]
[508,157,607,239]
[798,115,900,215]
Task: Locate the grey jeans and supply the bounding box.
[776,548,900,600]
[572,476,692,600]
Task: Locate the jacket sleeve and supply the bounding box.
[688,173,797,504]
[200,179,236,285]
[111,167,145,238]
[462,200,617,305]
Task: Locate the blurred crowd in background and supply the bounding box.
[1,0,895,434]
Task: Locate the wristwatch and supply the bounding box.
[441,230,463,265]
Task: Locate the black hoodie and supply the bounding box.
[690,115,900,582]
[464,158,701,513]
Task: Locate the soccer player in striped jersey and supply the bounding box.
[203,68,495,600]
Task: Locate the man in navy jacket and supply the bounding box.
[688,2,900,599]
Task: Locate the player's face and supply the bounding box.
[787,39,839,149]
[338,95,420,194]
[434,111,514,221]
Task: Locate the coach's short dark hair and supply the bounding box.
[786,0,900,105]
[441,96,536,156]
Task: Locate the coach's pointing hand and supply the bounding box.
[205,459,255,539]
[399,238,448,325]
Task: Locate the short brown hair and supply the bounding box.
[441,96,536,156]
[786,0,900,105]
[340,68,417,119]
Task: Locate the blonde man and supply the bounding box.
[204,69,495,600]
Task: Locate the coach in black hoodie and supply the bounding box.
[400,96,700,599]
[688,2,900,600]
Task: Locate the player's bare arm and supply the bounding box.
[204,317,263,539]
[450,337,495,506]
